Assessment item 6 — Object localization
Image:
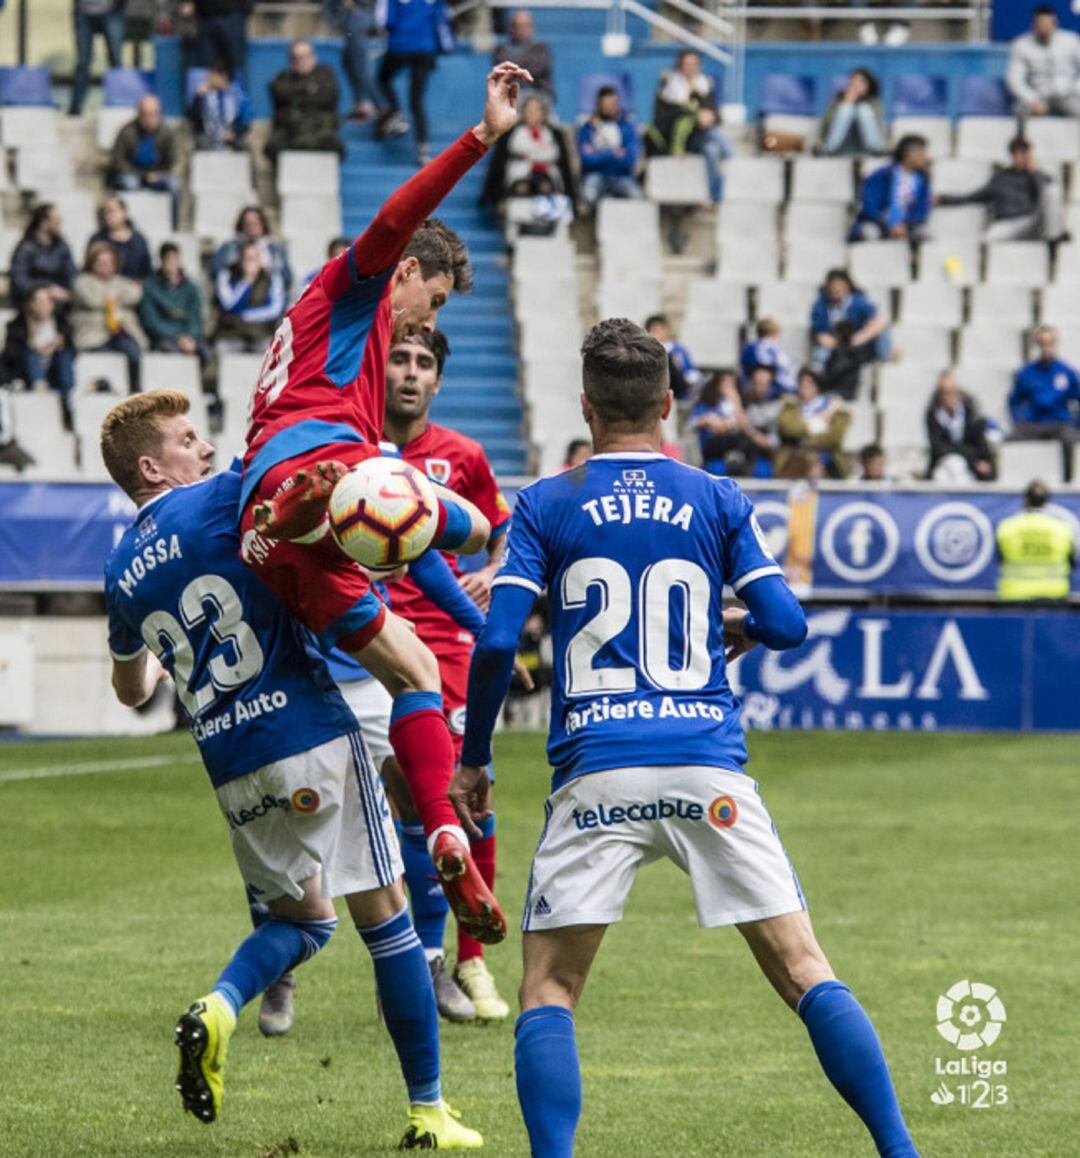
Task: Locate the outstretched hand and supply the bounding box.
[473,62,534,146]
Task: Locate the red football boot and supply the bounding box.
[252,460,348,542]
[432,831,508,946]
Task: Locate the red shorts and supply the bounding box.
[239,442,387,650]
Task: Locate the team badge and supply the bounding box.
[425,458,452,485]
[291,787,320,813]
[707,795,738,829]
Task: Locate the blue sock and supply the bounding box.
[214,916,337,1017]
[799,981,917,1158]
[396,820,449,956]
[358,906,441,1106]
[515,1007,581,1158]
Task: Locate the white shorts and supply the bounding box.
[216,730,402,903]
[339,677,394,770]
[522,765,806,932]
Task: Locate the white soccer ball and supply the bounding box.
[328,456,438,571]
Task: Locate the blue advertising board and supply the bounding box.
[730,608,1080,733]
[992,1,1080,42]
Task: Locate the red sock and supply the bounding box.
[388,708,459,836]
[457,833,495,963]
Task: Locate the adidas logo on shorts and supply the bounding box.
[533,895,552,917]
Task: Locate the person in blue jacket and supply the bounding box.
[376,0,454,165]
[1009,324,1080,479]
[810,268,889,368]
[849,134,931,244]
[577,86,641,207]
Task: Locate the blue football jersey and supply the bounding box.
[493,452,782,787]
[105,471,358,788]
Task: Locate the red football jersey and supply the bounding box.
[388,423,511,654]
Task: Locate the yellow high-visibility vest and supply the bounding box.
[995,510,1075,601]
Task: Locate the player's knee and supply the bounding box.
[388,634,441,696]
[272,914,338,962]
[778,949,835,1010]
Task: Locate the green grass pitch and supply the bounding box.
[1,729,1077,1157]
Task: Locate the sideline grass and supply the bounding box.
[1,730,1077,1156]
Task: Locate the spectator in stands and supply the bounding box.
[1009,325,1080,476]
[9,205,77,308]
[213,240,286,351]
[72,241,146,392]
[850,135,931,244]
[647,50,731,203]
[821,319,875,401]
[323,0,380,122]
[1007,5,1080,120]
[377,0,453,165]
[266,39,345,163]
[108,96,181,230]
[819,68,886,157]
[211,206,292,293]
[937,136,1067,244]
[480,95,575,208]
[858,443,891,483]
[740,317,796,394]
[89,196,152,282]
[493,9,554,101]
[810,269,889,369]
[691,368,761,476]
[70,0,126,117]
[177,0,250,78]
[562,439,592,469]
[577,86,641,208]
[139,242,205,359]
[926,369,997,483]
[1,286,76,399]
[741,364,783,475]
[189,59,252,150]
[644,314,701,400]
[775,366,852,479]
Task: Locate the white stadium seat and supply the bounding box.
[684,278,751,324]
[984,241,1050,288]
[784,239,847,285]
[277,151,340,199]
[999,440,1063,486]
[930,205,985,242]
[955,324,1026,365]
[756,281,818,324]
[890,323,953,367]
[955,116,1016,162]
[845,402,879,448]
[282,195,342,239]
[1022,118,1080,164]
[47,191,97,256]
[917,239,982,285]
[286,232,334,285]
[217,351,263,409]
[0,107,59,148]
[597,199,659,247]
[1053,243,1080,283]
[932,158,992,198]
[141,352,201,395]
[119,190,173,238]
[71,390,124,464]
[190,151,255,197]
[96,106,133,151]
[1041,282,1080,325]
[0,227,19,273]
[194,192,251,239]
[717,236,779,280]
[10,392,78,480]
[785,202,849,242]
[898,282,964,329]
[891,115,952,159]
[717,201,778,246]
[848,240,912,286]
[645,156,709,205]
[878,384,929,450]
[968,284,1035,327]
[790,157,854,204]
[597,275,662,323]
[677,317,741,368]
[724,157,786,205]
[13,146,74,192]
[74,352,129,395]
[952,362,1014,419]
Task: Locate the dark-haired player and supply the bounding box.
[453,319,919,1157]
[237,62,532,945]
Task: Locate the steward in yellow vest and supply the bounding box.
[996,481,1076,601]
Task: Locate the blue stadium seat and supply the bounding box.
[577,72,633,116]
[0,66,52,106]
[957,76,1011,117]
[760,74,816,117]
[891,75,948,117]
[104,68,157,107]
[827,74,850,103]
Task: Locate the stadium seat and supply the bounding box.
[717,201,778,246]
[74,352,130,396]
[103,68,156,107]
[956,117,1017,162]
[190,151,255,198]
[930,204,986,243]
[844,401,879,448]
[985,241,1050,288]
[1021,117,1080,164]
[598,198,659,247]
[95,105,133,151]
[47,191,97,257]
[932,158,992,199]
[969,284,1035,327]
[0,226,20,273]
[917,239,982,285]
[784,239,847,285]
[760,75,816,142]
[0,106,58,147]
[756,281,818,324]
[957,76,1012,117]
[13,146,74,192]
[577,72,633,114]
[0,66,52,106]
[724,157,786,205]
[141,352,201,395]
[597,275,661,322]
[9,392,78,480]
[684,278,751,324]
[890,116,952,160]
[877,382,929,451]
[891,75,949,118]
[890,323,953,367]
[285,232,332,285]
[217,352,262,410]
[717,236,780,280]
[71,389,123,453]
[952,361,1014,417]
[281,195,342,239]
[789,157,854,204]
[520,314,583,362]
[194,192,251,239]
[848,240,912,286]
[779,323,812,361]
[898,282,964,328]
[644,156,709,205]
[785,202,850,241]
[956,324,1025,364]
[120,190,173,238]
[277,151,340,199]
[999,440,1063,486]
[1040,282,1080,324]
[678,315,741,368]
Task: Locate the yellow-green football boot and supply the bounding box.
[399,1100,484,1149]
[174,992,236,1123]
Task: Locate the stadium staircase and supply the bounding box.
[340,124,527,477]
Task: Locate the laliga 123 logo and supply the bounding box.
[930,980,1009,1110]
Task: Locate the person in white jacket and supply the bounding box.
[1007,5,1080,119]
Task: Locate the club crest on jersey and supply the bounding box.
[622,469,647,484]
[291,787,320,813]
[424,458,452,485]
[707,795,739,829]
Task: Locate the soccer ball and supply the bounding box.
[328,456,438,571]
